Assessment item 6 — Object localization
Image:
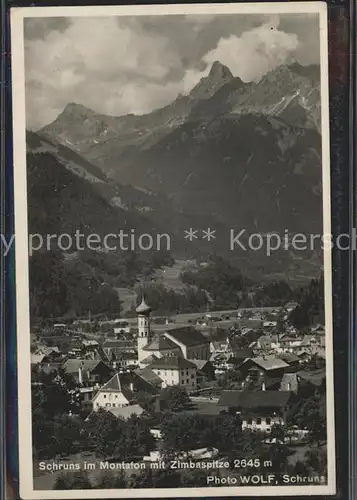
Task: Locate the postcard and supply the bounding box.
[10,2,335,498]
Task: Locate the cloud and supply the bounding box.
[203,18,300,82]
[24,14,313,129]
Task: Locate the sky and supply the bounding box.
[24,12,320,130]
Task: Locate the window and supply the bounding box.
[103,394,107,398]
[115,395,118,398]
[191,374,195,379]
[266,418,271,425]
[247,418,252,425]
[186,379,189,384]
[157,371,160,375]
[106,403,111,407]
[257,418,262,425]
[112,403,116,407]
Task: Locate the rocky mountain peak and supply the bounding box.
[189,60,234,100]
[208,60,234,80]
[59,102,98,121]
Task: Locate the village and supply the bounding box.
[31,297,327,489]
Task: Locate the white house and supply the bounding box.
[92,373,134,410]
[148,356,197,391]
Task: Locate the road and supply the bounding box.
[109,306,276,327]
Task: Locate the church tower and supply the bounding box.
[136,296,151,363]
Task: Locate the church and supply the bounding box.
[136,297,210,370]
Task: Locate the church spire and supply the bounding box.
[136,295,151,315]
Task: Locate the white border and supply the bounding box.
[11,3,335,498]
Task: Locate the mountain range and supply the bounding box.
[31,60,323,285]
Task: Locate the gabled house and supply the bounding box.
[191,359,215,385]
[148,356,197,391]
[217,390,292,433]
[240,355,289,379]
[226,347,254,368]
[134,367,163,393]
[296,368,326,396]
[92,373,134,410]
[63,359,113,385]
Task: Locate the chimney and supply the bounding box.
[154,395,161,413]
[261,382,266,391]
[78,364,83,385]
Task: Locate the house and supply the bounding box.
[63,359,113,385]
[82,340,99,350]
[148,356,197,391]
[92,373,134,410]
[103,339,137,360]
[108,404,145,421]
[256,335,280,351]
[311,324,325,336]
[240,356,289,379]
[278,352,301,369]
[263,321,277,328]
[31,353,47,365]
[217,390,292,432]
[296,368,326,396]
[226,347,254,368]
[280,373,299,393]
[113,320,131,335]
[79,385,100,412]
[134,367,163,393]
[191,359,215,385]
[210,339,232,357]
[33,346,62,363]
[284,301,299,313]
[279,335,303,353]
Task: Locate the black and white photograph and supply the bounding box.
[10,2,334,498]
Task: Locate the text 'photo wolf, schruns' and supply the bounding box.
[10,2,335,498]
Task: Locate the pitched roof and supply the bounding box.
[108,404,145,420]
[297,368,326,386]
[278,352,300,364]
[143,334,179,352]
[231,347,254,360]
[140,354,159,365]
[191,359,212,371]
[246,356,289,371]
[99,373,124,392]
[103,340,136,349]
[149,355,196,370]
[135,367,162,386]
[36,346,60,355]
[164,326,208,347]
[63,359,101,374]
[82,340,99,347]
[218,390,291,409]
[31,354,46,364]
[300,335,317,346]
[257,335,273,347]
